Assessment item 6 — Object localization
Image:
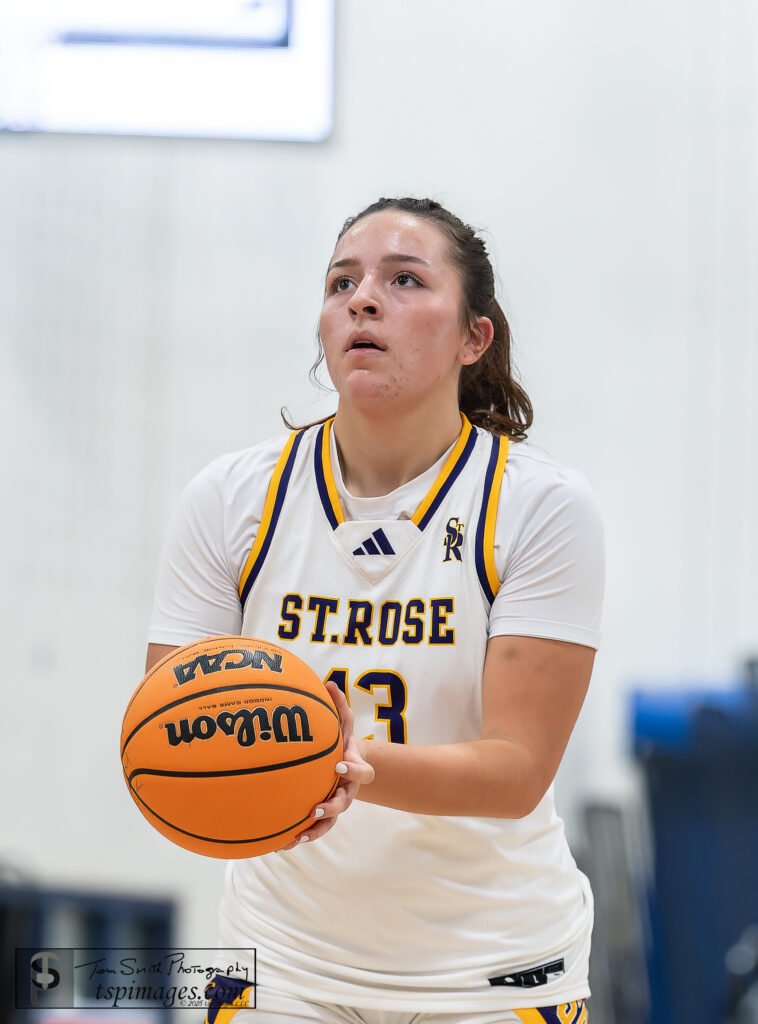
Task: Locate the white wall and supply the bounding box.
[2,0,757,945]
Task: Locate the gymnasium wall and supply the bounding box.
[2,0,757,946]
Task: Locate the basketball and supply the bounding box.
[120,636,343,858]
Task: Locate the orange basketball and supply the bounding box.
[120,636,342,858]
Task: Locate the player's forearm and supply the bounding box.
[355,737,544,819]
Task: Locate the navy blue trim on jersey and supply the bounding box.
[475,434,503,605]
[314,422,342,530]
[415,426,478,532]
[239,429,304,608]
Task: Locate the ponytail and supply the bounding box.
[459,299,532,439]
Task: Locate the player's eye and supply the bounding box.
[393,272,421,287]
[331,276,354,293]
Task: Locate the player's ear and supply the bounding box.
[458,316,494,366]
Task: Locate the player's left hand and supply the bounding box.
[276,680,375,851]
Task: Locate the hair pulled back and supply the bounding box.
[283,196,533,439]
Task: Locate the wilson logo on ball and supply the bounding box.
[172,646,283,685]
[165,705,314,748]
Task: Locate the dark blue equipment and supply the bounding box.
[632,668,758,1024]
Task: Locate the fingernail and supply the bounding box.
[335,762,348,775]
[298,834,310,843]
[313,808,325,819]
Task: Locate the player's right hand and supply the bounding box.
[276,681,375,851]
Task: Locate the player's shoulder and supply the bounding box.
[505,437,590,483]
[498,436,600,517]
[189,432,296,492]
[208,431,295,475]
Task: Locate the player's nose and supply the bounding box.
[348,277,382,318]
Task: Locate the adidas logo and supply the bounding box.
[352,528,396,556]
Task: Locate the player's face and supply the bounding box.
[319,210,487,411]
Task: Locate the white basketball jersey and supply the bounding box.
[219,416,593,1012]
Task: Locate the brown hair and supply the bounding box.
[283,197,533,438]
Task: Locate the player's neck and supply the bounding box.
[332,401,463,498]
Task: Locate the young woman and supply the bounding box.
[146,197,604,1024]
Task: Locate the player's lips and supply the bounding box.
[346,331,385,353]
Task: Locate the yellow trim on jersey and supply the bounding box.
[514,1010,545,1024]
[321,418,345,526]
[203,976,253,1024]
[574,1004,589,1024]
[204,1003,249,1024]
[238,431,301,599]
[515,1003,588,1024]
[411,414,474,527]
[482,434,510,597]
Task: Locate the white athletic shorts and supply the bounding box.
[203,975,589,1024]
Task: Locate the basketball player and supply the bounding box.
[146,198,604,1024]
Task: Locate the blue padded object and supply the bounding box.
[631,682,758,1024]
[631,685,755,754]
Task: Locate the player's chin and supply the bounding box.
[339,372,405,406]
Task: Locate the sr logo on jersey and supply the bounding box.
[443,517,464,562]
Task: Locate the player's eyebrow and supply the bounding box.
[328,254,431,272]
